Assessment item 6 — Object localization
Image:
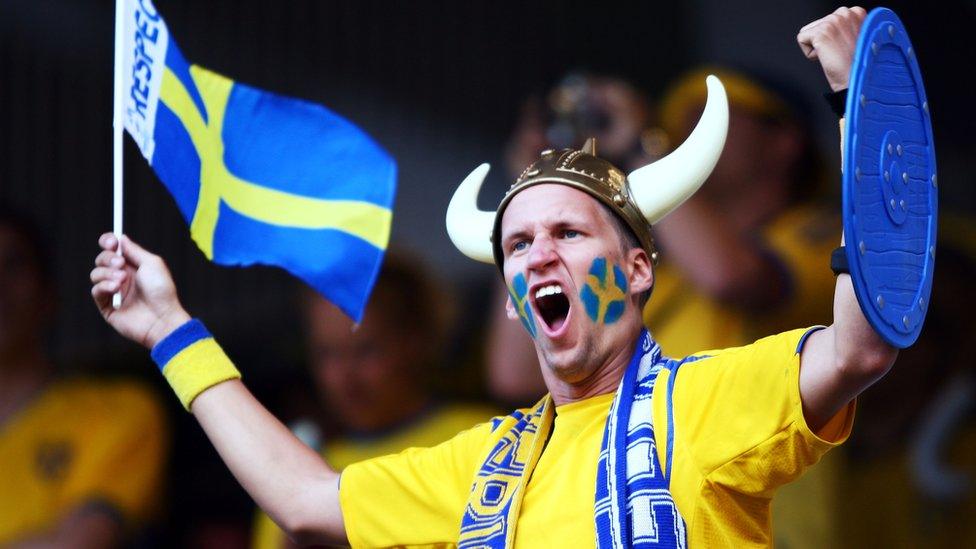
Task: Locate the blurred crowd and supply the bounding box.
[2,67,974,548]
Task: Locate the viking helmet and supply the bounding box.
[446,75,729,269]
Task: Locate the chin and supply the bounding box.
[538,337,593,383]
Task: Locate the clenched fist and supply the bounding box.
[798,6,867,91]
[91,233,190,349]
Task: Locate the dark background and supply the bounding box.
[2,0,974,545]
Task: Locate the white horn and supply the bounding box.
[628,75,729,224]
[446,163,496,263]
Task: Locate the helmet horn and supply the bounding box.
[445,163,495,263]
[581,137,597,156]
[628,75,729,224]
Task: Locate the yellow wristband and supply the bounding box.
[151,319,241,410]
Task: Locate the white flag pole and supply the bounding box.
[111,0,125,309]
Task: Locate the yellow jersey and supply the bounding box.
[339,328,854,547]
[0,378,168,545]
[251,403,496,549]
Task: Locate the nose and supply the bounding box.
[527,234,558,272]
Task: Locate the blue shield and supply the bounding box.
[844,7,938,348]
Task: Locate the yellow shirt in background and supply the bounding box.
[644,204,840,358]
[0,379,168,545]
[340,328,854,548]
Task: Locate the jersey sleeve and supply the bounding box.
[339,420,495,548]
[662,327,854,498]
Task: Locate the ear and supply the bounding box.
[626,248,653,295]
[505,292,520,320]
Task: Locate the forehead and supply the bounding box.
[304,291,392,343]
[500,184,608,235]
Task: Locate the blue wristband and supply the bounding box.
[150,319,212,371]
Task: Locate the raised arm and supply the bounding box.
[90,233,346,546]
[794,6,900,431]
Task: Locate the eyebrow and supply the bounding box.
[502,213,592,244]
[502,228,532,250]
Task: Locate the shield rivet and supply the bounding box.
[888,25,895,37]
[918,297,925,308]
[932,174,938,187]
[890,198,896,210]
[903,315,910,328]
[855,167,862,180]
[859,241,866,255]
[896,144,903,156]
[900,199,907,211]
[887,144,893,155]
[923,101,929,113]
[860,94,867,107]
[902,172,909,184]
[877,295,885,308]
[929,246,936,258]
[612,193,627,207]
[884,170,890,182]
[540,149,555,158]
[871,42,878,55]
[526,168,541,177]
[908,47,914,58]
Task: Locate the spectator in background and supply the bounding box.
[0,207,168,547]
[503,72,666,177]
[835,216,976,547]
[485,67,843,547]
[645,67,837,355]
[251,253,496,549]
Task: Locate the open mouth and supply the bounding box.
[533,283,571,333]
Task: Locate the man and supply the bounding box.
[489,72,665,402]
[91,7,894,546]
[251,255,495,548]
[489,67,838,397]
[488,67,844,547]
[0,207,167,547]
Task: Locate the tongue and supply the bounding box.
[549,316,566,332]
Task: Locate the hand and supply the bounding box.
[797,6,867,91]
[90,233,190,349]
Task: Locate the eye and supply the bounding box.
[561,229,580,239]
[512,240,529,252]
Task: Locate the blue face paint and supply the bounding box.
[509,273,537,338]
[579,257,628,325]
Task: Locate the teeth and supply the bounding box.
[534,284,563,299]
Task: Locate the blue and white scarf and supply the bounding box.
[459,330,687,548]
[594,330,687,548]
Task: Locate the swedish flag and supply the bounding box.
[120,0,395,321]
